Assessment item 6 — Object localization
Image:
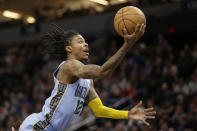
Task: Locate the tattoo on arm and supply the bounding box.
[67,44,130,79]
[101,45,130,75]
[78,65,101,78]
[69,59,101,79]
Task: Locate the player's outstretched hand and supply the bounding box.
[128,100,156,126]
[123,24,145,47]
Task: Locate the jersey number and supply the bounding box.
[74,100,84,115]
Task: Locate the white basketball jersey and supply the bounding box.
[33,61,91,131]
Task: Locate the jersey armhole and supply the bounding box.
[53,61,65,80]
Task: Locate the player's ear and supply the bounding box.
[65,46,72,53]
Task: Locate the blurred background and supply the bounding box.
[0,0,197,131]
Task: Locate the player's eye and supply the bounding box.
[79,40,83,43]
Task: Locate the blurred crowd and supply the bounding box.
[33,0,97,22]
[0,33,197,131]
[33,0,185,22]
[0,0,189,29]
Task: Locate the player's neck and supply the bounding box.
[67,55,77,60]
[67,55,88,64]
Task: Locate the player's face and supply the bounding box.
[69,35,89,61]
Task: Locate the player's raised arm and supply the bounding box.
[64,24,145,79]
[86,80,156,126]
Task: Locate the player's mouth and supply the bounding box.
[83,49,89,56]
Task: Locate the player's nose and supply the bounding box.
[84,42,88,47]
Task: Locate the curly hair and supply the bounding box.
[42,24,80,59]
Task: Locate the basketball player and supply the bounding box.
[12,24,156,131]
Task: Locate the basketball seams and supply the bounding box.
[121,8,131,35]
[114,14,145,22]
[123,18,137,25]
[114,14,123,35]
[116,8,130,15]
[117,19,123,36]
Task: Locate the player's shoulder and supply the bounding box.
[66,59,82,63]
[61,59,84,71]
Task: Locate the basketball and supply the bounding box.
[114,6,146,37]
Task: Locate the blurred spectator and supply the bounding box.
[35,0,57,21]
[188,73,197,95]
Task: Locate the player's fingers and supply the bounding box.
[122,28,130,37]
[143,24,146,32]
[144,107,154,112]
[134,24,141,34]
[141,24,146,34]
[122,28,128,35]
[140,24,144,31]
[145,111,156,115]
[138,24,145,36]
[145,115,155,119]
[134,100,142,108]
[142,119,150,126]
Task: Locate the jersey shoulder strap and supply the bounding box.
[53,61,65,80]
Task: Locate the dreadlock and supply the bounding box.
[42,24,80,59]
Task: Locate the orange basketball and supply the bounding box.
[114,6,146,37]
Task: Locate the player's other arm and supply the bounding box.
[11,126,21,131]
[87,80,156,126]
[66,24,145,79]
